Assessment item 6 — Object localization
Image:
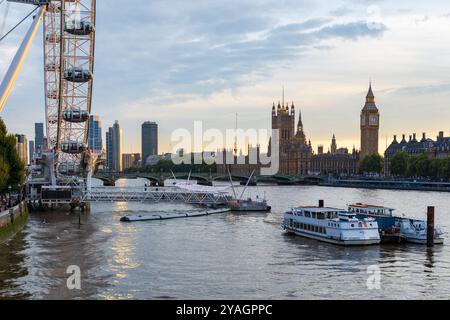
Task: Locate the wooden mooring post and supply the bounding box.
[427,206,435,248]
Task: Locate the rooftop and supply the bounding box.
[294,206,348,213]
[349,203,394,210]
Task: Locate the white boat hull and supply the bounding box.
[397,218,445,245]
[284,227,380,246]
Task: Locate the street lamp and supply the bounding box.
[8,185,12,208]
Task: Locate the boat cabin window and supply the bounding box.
[317,212,326,220]
[304,211,311,218]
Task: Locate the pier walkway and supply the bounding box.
[81,186,232,205]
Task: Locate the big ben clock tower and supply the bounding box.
[360,83,379,159]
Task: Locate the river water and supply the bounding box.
[1,179,450,300]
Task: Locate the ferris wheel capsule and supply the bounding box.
[58,163,82,176]
[65,21,93,36]
[62,109,90,123]
[47,3,61,13]
[64,68,92,83]
[45,62,59,72]
[45,33,60,43]
[61,141,86,154]
[47,89,58,99]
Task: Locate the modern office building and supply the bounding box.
[106,120,122,171]
[106,128,113,170]
[88,114,103,153]
[35,122,44,152]
[141,121,158,165]
[15,134,28,164]
[29,140,35,165]
[122,153,141,170]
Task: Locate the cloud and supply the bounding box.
[385,82,450,96]
[6,0,449,154]
[97,17,387,105]
[330,6,353,17]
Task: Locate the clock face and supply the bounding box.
[370,115,378,125]
[361,115,366,126]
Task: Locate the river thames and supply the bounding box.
[1,179,449,300]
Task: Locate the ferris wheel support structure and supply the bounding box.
[0,5,46,113]
[1,0,97,193]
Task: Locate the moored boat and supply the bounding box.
[397,218,444,245]
[348,204,405,243]
[228,198,271,212]
[282,206,380,246]
[348,203,444,245]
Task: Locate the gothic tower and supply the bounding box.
[271,98,295,156]
[331,134,337,154]
[360,82,380,159]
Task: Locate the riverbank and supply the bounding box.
[0,201,29,243]
[319,179,450,192]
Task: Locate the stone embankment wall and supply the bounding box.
[0,201,28,241]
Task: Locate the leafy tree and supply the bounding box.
[406,155,418,177]
[360,154,383,174]
[0,117,26,192]
[415,154,431,177]
[429,158,445,179]
[442,157,450,179]
[407,154,431,178]
[0,119,6,137]
[0,154,10,192]
[390,151,409,176]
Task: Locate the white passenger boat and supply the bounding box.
[120,208,230,222]
[397,218,444,245]
[282,206,381,246]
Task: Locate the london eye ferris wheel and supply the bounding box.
[0,0,97,185]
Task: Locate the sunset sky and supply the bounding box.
[1,0,450,154]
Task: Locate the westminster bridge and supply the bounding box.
[93,171,325,186]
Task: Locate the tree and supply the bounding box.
[0,119,6,137]
[390,151,409,176]
[415,154,431,178]
[407,154,431,178]
[442,157,450,179]
[0,154,10,192]
[0,117,26,192]
[429,158,445,179]
[360,154,383,174]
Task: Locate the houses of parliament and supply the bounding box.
[218,83,380,176]
[273,83,379,175]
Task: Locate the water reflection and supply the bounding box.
[1,181,450,299]
[0,230,31,299]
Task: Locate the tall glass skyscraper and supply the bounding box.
[29,140,35,165]
[88,115,103,153]
[141,121,158,165]
[15,134,28,164]
[106,120,122,171]
[35,123,44,152]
